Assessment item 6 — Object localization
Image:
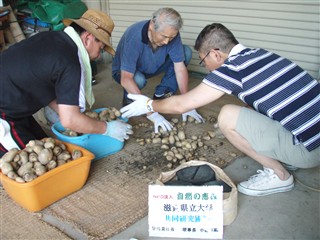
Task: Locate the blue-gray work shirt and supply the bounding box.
[112,20,185,75]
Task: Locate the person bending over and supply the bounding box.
[0,9,132,157]
[120,23,319,196]
[112,7,204,133]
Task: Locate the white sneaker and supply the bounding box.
[237,168,294,196]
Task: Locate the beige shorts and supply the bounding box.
[236,107,319,168]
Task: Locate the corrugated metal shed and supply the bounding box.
[85,0,320,79]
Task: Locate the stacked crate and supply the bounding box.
[0,5,25,51]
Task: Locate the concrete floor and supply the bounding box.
[93,62,320,240]
[111,157,320,240]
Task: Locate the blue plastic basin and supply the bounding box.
[51,108,126,161]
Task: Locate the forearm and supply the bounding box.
[66,114,106,134]
[175,63,189,94]
[152,96,190,115]
[58,105,106,134]
[120,71,141,94]
[48,99,59,112]
[152,83,225,114]
[121,79,141,94]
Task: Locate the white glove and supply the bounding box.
[120,94,153,118]
[182,109,205,123]
[104,120,133,142]
[147,112,173,134]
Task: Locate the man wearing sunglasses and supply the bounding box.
[120,23,319,197]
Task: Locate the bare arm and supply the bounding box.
[48,99,58,112]
[120,70,141,94]
[152,82,225,114]
[174,62,189,94]
[58,104,106,134]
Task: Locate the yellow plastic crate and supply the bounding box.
[0,140,94,212]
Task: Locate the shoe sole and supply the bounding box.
[237,182,295,196]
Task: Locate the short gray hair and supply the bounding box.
[152,8,183,32]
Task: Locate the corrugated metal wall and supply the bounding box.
[87,0,320,79]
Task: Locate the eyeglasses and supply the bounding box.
[199,48,219,65]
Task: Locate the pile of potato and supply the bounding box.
[134,117,221,169]
[61,107,121,137]
[0,138,82,183]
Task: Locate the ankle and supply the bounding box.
[274,169,291,181]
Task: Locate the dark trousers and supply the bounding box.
[0,113,47,157]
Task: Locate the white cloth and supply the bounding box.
[0,119,20,151]
[77,53,87,112]
[64,26,94,109]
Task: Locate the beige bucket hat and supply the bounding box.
[63,9,115,56]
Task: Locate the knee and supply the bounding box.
[183,45,192,65]
[218,104,241,131]
[133,71,147,89]
[218,104,233,125]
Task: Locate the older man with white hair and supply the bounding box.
[112,7,204,133]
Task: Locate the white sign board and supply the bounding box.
[148,185,223,239]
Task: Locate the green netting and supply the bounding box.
[16,0,87,30]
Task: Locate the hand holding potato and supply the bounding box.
[104,120,133,142]
[147,112,173,134]
[182,109,205,123]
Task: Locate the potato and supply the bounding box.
[35,164,47,176]
[38,148,53,165]
[17,162,33,177]
[1,138,82,183]
[1,162,13,175]
[1,148,19,163]
[72,149,83,160]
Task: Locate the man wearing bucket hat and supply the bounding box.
[120,23,319,197]
[0,9,132,157]
[112,7,204,134]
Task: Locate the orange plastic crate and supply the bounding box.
[0,140,95,212]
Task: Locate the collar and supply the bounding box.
[228,43,247,57]
[141,20,150,44]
